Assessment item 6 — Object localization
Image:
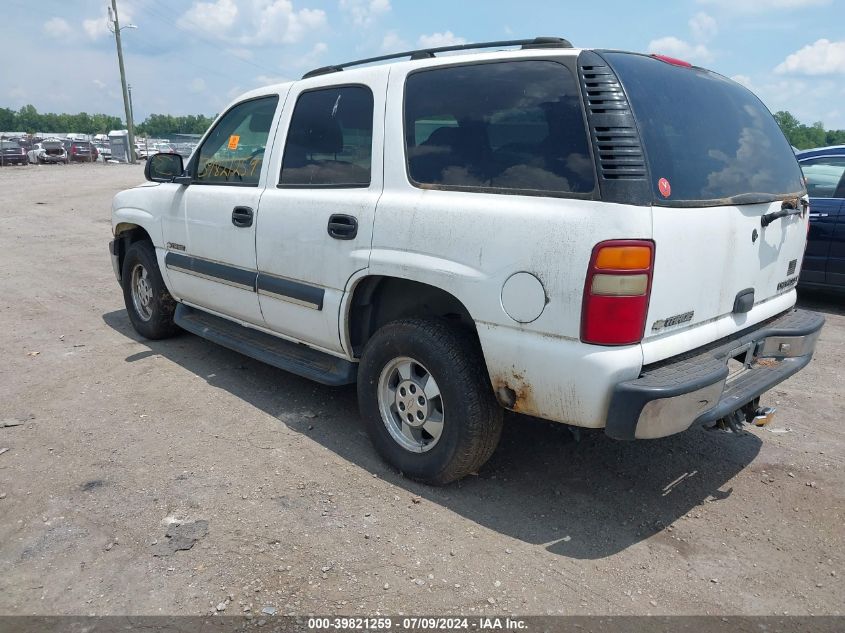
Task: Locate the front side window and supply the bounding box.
[280,86,374,187]
[404,61,595,196]
[195,95,279,186]
[800,156,845,199]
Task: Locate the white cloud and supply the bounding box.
[775,39,845,75]
[340,0,391,27]
[297,41,328,68]
[178,0,238,38]
[418,31,466,48]
[82,2,137,40]
[647,36,713,63]
[698,0,829,11]
[253,1,326,44]
[689,12,717,41]
[82,15,110,40]
[43,17,71,37]
[255,74,290,86]
[92,79,107,90]
[730,74,753,88]
[189,78,207,93]
[381,30,407,52]
[178,0,325,45]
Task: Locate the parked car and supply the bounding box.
[69,140,98,162]
[0,139,29,165]
[110,38,823,484]
[93,141,112,160]
[27,138,68,164]
[796,145,845,293]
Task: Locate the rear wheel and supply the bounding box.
[121,240,178,340]
[358,318,502,485]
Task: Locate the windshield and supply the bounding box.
[604,52,805,206]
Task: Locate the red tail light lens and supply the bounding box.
[581,240,655,346]
[651,54,692,67]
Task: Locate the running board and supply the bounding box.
[174,304,357,386]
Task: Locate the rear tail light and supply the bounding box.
[581,240,655,346]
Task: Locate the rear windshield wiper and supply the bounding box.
[761,199,806,227]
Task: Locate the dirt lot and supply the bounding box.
[0,163,843,617]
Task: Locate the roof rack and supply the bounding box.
[302,36,573,79]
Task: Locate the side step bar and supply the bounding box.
[174,304,357,386]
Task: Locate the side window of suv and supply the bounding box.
[404,61,595,196]
[194,95,279,186]
[800,157,845,199]
[279,85,374,187]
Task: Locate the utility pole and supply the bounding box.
[128,84,134,127]
[110,0,136,163]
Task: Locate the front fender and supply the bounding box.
[111,185,164,246]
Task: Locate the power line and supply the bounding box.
[139,0,286,78]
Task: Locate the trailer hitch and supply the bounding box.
[704,398,776,433]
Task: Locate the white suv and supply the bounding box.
[110,38,823,484]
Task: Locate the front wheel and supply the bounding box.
[121,240,178,340]
[357,318,503,485]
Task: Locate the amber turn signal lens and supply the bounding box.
[594,246,652,271]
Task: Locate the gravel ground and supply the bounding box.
[0,163,842,616]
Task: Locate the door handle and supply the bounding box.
[232,206,254,228]
[327,214,358,240]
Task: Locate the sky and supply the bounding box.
[2,0,845,127]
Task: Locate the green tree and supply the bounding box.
[0,107,15,131]
[774,110,845,150]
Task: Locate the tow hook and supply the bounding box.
[705,399,776,433]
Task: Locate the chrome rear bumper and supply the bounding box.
[605,309,824,440]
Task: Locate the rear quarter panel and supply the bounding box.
[364,60,653,425]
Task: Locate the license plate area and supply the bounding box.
[725,341,759,384]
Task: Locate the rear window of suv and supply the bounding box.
[404,60,595,197]
[605,52,805,206]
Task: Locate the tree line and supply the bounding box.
[773,111,845,150]
[3,103,844,149]
[0,104,215,137]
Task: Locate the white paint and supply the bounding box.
[111,45,805,433]
[500,272,546,324]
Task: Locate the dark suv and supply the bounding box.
[0,139,28,166]
[69,141,99,162]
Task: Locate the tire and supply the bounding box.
[357,318,503,485]
[121,240,178,340]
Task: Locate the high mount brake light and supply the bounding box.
[581,240,655,346]
[651,54,692,68]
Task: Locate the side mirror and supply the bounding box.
[145,152,185,183]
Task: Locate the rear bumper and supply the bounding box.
[605,308,824,440]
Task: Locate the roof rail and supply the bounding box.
[302,36,573,79]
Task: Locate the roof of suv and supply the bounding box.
[236,38,584,105]
[796,145,845,159]
[302,36,574,78]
